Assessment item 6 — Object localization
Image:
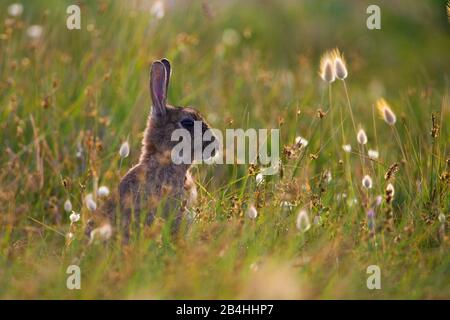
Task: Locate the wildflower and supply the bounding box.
[295,136,308,148]
[89,224,113,244]
[357,128,368,145]
[296,209,311,232]
[362,175,373,189]
[331,49,348,80]
[64,199,72,212]
[319,53,335,83]
[255,173,264,186]
[26,25,43,39]
[8,3,23,17]
[69,211,80,223]
[368,149,379,160]
[119,141,130,158]
[247,205,258,220]
[151,0,165,19]
[376,98,396,125]
[98,186,110,197]
[85,194,97,211]
[342,144,352,153]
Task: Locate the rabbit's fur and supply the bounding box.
[118,59,214,238]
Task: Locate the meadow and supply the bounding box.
[0,0,449,299]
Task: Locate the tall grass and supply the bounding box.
[0,0,449,299]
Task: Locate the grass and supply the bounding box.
[0,0,449,299]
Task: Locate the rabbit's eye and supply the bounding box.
[180,118,195,128]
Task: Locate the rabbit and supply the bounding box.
[118,59,215,239]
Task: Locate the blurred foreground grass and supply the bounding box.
[0,0,449,299]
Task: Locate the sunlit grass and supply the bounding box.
[0,0,449,299]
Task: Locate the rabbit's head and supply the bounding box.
[141,59,216,165]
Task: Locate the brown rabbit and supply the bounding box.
[118,59,215,239]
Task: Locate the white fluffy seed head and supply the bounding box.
[151,0,165,19]
[362,175,373,189]
[368,149,379,160]
[357,129,368,145]
[119,141,130,158]
[8,3,23,17]
[26,25,43,39]
[342,144,352,153]
[97,186,110,197]
[64,199,72,212]
[295,136,309,148]
[376,98,397,125]
[438,213,446,224]
[85,194,97,211]
[296,209,311,232]
[69,211,80,223]
[334,57,348,80]
[321,59,335,83]
[247,205,258,220]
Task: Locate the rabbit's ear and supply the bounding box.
[150,61,167,119]
[161,58,171,93]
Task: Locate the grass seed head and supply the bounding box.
[362,175,373,189]
[319,51,335,83]
[119,141,130,158]
[98,186,110,197]
[376,98,396,125]
[247,205,258,219]
[331,48,348,80]
[296,209,311,232]
[342,144,352,153]
[368,149,379,160]
[8,3,23,17]
[357,128,368,145]
[64,199,72,212]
